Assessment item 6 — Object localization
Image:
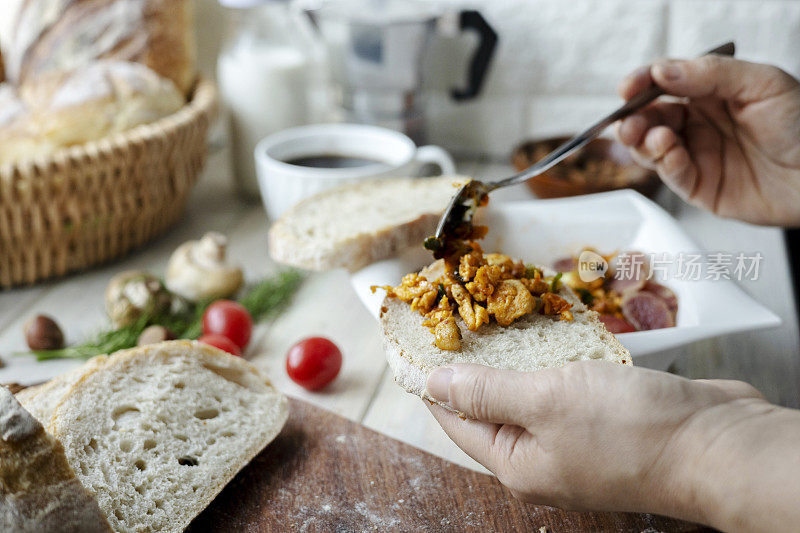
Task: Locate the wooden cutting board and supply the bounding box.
[188,398,710,532]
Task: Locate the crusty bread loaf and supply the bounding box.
[0,84,23,127]
[16,356,108,426]
[380,286,631,413]
[0,60,184,165]
[0,82,44,163]
[49,341,288,533]
[0,386,111,532]
[0,0,23,58]
[7,0,196,95]
[269,176,470,272]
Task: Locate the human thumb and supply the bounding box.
[426,364,539,425]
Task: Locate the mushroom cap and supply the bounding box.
[104,270,171,327]
[165,233,244,302]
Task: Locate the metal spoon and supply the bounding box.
[429,41,736,249]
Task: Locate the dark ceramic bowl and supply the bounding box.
[511,136,662,199]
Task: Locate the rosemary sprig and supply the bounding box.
[239,269,305,321]
[27,270,304,362]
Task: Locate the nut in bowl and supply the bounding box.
[511,136,661,199]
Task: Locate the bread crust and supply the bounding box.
[8,0,196,95]
[16,355,108,427]
[0,60,185,166]
[270,211,442,273]
[269,176,470,272]
[0,386,111,532]
[48,341,288,532]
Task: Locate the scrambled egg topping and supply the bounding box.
[375,242,573,351]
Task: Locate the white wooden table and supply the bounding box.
[1,146,798,472]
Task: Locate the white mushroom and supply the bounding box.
[165,232,244,302]
[105,270,173,327]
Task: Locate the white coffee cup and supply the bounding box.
[254,123,456,220]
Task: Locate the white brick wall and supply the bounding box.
[417,0,800,157]
[426,93,527,155]
[668,0,800,76]
[476,0,668,96]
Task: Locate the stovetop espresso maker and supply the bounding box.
[307,0,497,143]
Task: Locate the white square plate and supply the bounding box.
[350,190,781,369]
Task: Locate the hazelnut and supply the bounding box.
[137,325,176,346]
[24,315,65,351]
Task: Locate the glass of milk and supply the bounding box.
[217,0,326,199]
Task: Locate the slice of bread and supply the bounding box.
[48,341,288,533]
[0,386,111,532]
[16,355,108,426]
[380,288,631,412]
[269,175,470,272]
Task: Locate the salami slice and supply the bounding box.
[608,251,649,294]
[621,291,675,330]
[609,251,649,272]
[642,281,678,315]
[598,314,637,334]
[552,256,578,272]
[607,276,646,294]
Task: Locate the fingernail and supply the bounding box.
[426,367,453,403]
[655,60,683,81]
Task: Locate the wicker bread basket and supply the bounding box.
[0,77,217,289]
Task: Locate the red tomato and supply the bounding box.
[286,337,342,391]
[198,333,242,356]
[202,300,253,349]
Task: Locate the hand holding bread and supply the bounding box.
[426,361,765,519]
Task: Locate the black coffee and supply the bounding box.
[284,154,384,168]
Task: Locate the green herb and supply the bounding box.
[550,272,563,292]
[576,288,594,305]
[524,264,542,279]
[25,270,304,362]
[238,269,305,321]
[423,236,442,252]
[436,283,446,301]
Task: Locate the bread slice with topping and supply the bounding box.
[0,386,111,532]
[269,175,470,272]
[48,341,288,533]
[380,287,631,413]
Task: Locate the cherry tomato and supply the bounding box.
[202,300,253,349]
[198,333,242,357]
[286,337,342,391]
